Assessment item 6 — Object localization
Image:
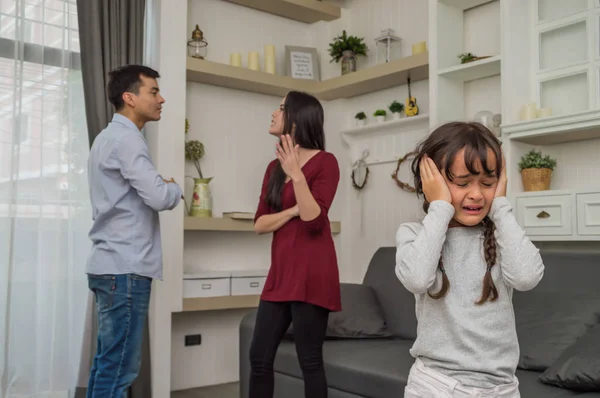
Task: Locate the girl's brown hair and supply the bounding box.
[410,122,503,304]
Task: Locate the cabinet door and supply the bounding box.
[516,194,572,236]
[576,192,600,235]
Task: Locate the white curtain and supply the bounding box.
[0,0,91,397]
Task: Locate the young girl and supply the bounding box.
[395,122,545,398]
[250,91,341,398]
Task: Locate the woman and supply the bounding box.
[250,91,341,398]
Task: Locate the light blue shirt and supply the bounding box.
[86,113,182,280]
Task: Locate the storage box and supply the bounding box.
[183,271,231,298]
[230,269,268,296]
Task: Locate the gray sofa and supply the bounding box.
[240,248,600,397]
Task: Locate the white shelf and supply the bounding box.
[221,0,341,23]
[438,55,501,82]
[187,53,429,101]
[341,114,429,137]
[502,110,600,145]
[184,217,341,234]
[438,0,494,11]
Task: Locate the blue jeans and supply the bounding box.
[87,274,152,398]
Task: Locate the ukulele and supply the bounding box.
[405,77,419,117]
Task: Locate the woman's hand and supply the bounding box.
[276,134,303,181]
[420,156,452,204]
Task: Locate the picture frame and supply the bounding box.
[285,45,321,81]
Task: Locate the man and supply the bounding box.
[85,65,182,398]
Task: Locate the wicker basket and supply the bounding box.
[521,168,552,191]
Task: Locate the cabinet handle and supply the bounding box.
[537,211,550,219]
[250,282,259,288]
[201,284,212,290]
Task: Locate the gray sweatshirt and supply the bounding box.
[395,197,545,388]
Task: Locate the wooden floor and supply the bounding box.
[171,382,239,398]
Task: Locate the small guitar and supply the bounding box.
[405,77,419,117]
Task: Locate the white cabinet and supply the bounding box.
[576,192,600,235]
[183,271,232,298]
[516,194,572,236]
[230,269,268,296]
[514,189,600,240]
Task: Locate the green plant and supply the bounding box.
[184,119,206,178]
[389,100,404,114]
[373,109,386,117]
[458,52,477,64]
[518,149,557,171]
[355,111,366,120]
[328,30,368,63]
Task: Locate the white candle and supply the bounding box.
[264,45,275,74]
[265,55,275,74]
[521,103,537,121]
[264,44,275,58]
[248,51,259,71]
[412,41,427,55]
[536,107,552,118]
[230,53,241,67]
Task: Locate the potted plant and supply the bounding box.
[373,109,387,123]
[328,30,368,75]
[518,149,557,192]
[354,111,367,127]
[457,52,490,64]
[389,100,405,120]
[185,119,213,217]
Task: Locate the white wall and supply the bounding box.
[172,0,430,391]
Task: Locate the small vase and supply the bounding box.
[355,119,366,127]
[189,177,213,217]
[341,50,356,75]
[393,112,402,120]
[375,115,385,123]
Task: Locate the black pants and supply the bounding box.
[249,300,330,398]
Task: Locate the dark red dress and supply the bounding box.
[254,150,342,312]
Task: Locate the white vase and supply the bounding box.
[375,115,385,123]
[355,119,366,127]
[392,112,402,120]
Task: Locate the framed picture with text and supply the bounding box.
[285,45,321,81]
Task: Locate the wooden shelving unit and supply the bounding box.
[314,52,429,100]
[187,52,429,101]
[184,217,341,234]
[182,294,260,312]
[187,58,316,98]
[221,0,341,24]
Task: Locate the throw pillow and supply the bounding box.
[539,323,600,391]
[287,283,392,339]
[513,290,600,371]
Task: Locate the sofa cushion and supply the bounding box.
[539,324,600,392]
[514,291,600,371]
[287,283,392,339]
[517,369,600,397]
[274,338,415,398]
[362,247,417,339]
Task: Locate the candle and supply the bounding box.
[412,41,427,55]
[230,53,241,67]
[248,51,260,71]
[264,45,275,74]
[536,107,552,118]
[264,44,275,58]
[521,103,537,121]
